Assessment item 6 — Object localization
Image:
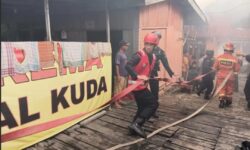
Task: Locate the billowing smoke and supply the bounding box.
[196,0,250,56]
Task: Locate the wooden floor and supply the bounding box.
[27,74,250,150]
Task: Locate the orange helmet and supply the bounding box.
[144,33,158,45]
[223,42,234,52]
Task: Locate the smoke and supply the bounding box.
[204,0,250,28]
[196,0,250,55]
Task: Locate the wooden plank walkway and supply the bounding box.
[26,74,250,150]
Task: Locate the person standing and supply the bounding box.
[234,50,243,92]
[187,61,199,92]
[182,51,190,80]
[149,31,175,118]
[213,42,240,108]
[198,51,207,69]
[125,33,158,138]
[244,54,250,110]
[197,50,215,100]
[113,40,129,108]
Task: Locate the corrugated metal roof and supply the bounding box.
[145,0,165,5]
[144,0,207,24]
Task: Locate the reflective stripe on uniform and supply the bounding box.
[218,58,237,63]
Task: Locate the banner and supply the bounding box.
[1,42,112,150]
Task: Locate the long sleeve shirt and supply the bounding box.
[246,54,250,80]
[201,57,215,79]
[202,57,214,74]
[151,46,174,77]
[125,51,153,80]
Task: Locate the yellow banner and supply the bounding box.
[1,42,111,150]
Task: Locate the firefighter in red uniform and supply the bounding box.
[213,42,240,108]
[125,33,158,138]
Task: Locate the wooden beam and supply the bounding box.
[105,0,110,42]
[44,0,52,41]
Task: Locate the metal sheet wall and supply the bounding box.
[138,0,183,80]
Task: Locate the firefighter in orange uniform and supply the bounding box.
[213,42,240,108]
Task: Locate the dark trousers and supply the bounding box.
[244,75,250,102]
[132,88,158,121]
[149,79,159,114]
[199,76,214,96]
[192,80,200,92]
[149,79,159,100]
[234,74,239,92]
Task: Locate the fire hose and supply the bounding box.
[106,71,233,150]
[1,71,230,144]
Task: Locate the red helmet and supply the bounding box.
[223,42,234,52]
[144,33,158,45]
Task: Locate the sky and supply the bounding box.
[195,0,216,11]
[195,0,250,27]
[195,0,250,55]
[195,0,250,15]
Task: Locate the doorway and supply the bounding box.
[86,30,123,94]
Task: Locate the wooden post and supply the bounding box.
[44,0,52,41]
[105,0,111,42]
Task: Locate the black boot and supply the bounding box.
[196,91,201,96]
[247,102,250,111]
[128,116,139,136]
[219,100,226,108]
[128,118,147,138]
[224,97,232,107]
[225,99,232,107]
[241,141,250,150]
[204,94,210,100]
[128,128,137,136]
[152,112,159,118]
